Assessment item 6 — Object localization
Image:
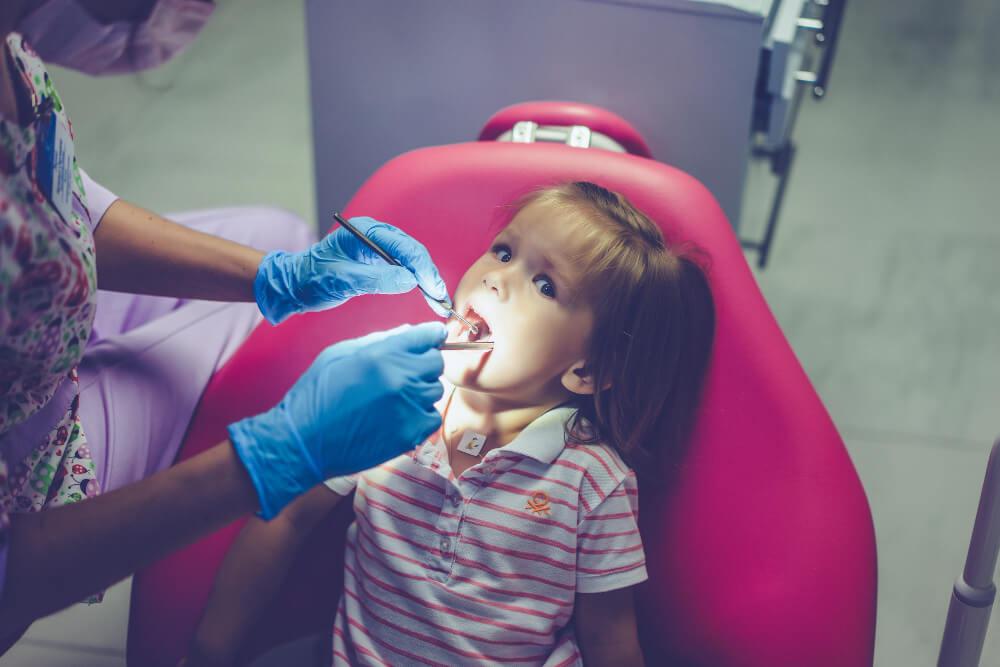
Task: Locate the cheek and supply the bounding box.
[496,311,588,374]
[527,323,588,369]
[444,296,593,391]
[453,262,487,300]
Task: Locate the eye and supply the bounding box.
[492,244,512,263]
[534,275,557,299]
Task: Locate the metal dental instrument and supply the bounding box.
[440,341,494,351]
[332,212,478,334]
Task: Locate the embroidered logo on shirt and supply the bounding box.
[525,491,551,516]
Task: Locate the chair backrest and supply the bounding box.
[129,141,876,666]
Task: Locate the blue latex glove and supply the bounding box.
[228,322,447,519]
[254,217,450,324]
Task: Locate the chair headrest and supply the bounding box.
[480,101,654,158]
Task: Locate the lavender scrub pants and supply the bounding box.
[77,206,315,493]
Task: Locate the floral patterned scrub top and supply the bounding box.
[0,34,101,600]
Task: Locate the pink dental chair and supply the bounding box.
[128,103,877,666]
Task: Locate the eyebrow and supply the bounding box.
[539,251,569,281]
[495,227,582,301]
[494,226,519,243]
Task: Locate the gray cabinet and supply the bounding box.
[305,0,841,238]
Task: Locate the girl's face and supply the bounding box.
[444,202,595,404]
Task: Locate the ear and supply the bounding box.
[561,360,598,396]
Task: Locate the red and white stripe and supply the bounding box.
[325,406,647,666]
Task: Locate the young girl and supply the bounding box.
[186,182,716,666]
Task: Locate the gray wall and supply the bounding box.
[305,0,763,229]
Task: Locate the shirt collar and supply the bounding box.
[495,406,577,464]
[416,406,577,468]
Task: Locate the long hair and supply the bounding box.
[514,182,716,475]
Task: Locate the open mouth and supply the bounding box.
[457,304,493,343]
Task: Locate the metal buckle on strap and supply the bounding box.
[509,121,592,148]
[566,125,591,148]
[511,120,537,143]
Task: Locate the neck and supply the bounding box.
[0,1,29,124]
[0,29,20,173]
[0,45,15,124]
[0,2,29,37]
[445,385,569,453]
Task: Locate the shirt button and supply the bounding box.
[449,494,461,507]
[440,538,451,553]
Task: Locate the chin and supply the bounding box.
[444,306,496,388]
[443,362,492,392]
[444,361,517,395]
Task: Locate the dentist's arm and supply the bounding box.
[1,442,258,633]
[92,200,449,322]
[92,199,264,302]
[0,323,445,632]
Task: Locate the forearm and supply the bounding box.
[189,517,304,665]
[189,486,341,665]
[93,199,265,302]
[580,639,645,667]
[0,441,257,630]
[78,0,159,23]
[575,587,645,667]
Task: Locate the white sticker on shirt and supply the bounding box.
[456,431,487,456]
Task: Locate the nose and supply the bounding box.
[482,268,508,301]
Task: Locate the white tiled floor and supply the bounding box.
[5,0,1000,665]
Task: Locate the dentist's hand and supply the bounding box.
[227,322,446,519]
[254,217,450,324]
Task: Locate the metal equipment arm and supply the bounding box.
[939,438,1000,666]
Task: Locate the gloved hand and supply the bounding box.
[254,217,450,324]
[228,322,447,519]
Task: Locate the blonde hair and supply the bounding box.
[513,182,716,473]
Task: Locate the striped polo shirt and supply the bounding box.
[323,406,647,666]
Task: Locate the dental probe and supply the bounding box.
[440,341,494,351]
[332,212,479,334]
